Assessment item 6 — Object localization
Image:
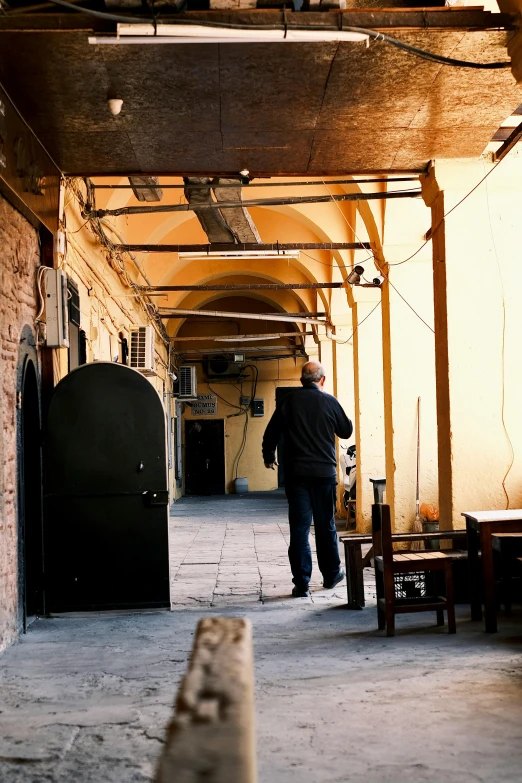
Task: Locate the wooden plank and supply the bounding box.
[491,532,522,537]
[155,617,256,783]
[0,10,516,32]
[492,120,522,161]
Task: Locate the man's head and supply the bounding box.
[301,361,326,389]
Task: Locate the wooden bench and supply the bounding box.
[340,529,467,610]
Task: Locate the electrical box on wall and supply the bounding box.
[252,398,265,417]
[129,326,155,374]
[45,269,69,348]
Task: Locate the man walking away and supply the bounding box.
[262,361,353,597]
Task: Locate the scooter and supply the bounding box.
[340,443,356,525]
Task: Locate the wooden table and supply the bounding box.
[462,510,522,633]
[340,530,467,610]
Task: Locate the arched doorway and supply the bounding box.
[18,358,44,629]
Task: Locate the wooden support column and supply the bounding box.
[352,290,385,533]
[421,165,453,531]
[156,617,256,783]
[380,280,396,531]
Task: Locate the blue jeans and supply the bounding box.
[285,479,341,589]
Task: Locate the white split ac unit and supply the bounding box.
[129,325,155,374]
[45,269,69,348]
[178,365,197,399]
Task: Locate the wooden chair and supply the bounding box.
[372,503,456,637]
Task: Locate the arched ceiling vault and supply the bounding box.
[167,292,305,343]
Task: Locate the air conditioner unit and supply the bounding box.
[178,365,197,399]
[129,325,155,374]
[205,354,245,380]
[45,269,69,348]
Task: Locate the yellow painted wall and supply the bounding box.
[430,155,522,524]
[184,364,303,494]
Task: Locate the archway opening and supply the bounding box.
[19,359,43,626]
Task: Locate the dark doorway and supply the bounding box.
[18,358,44,628]
[44,362,170,612]
[275,386,296,488]
[184,419,225,495]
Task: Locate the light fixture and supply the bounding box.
[215,336,280,343]
[347,265,365,285]
[107,98,123,116]
[88,25,369,46]
[178,250,300,261]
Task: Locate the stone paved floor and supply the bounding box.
[168,491,362,608]
[1,493,522,783]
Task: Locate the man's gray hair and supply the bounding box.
[301,362,325,384]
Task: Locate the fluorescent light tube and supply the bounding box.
[88,25,369,45]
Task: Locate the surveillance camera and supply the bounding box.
[347,265,365,285]
[372,275,385,286]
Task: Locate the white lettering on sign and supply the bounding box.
[192,394,218,416]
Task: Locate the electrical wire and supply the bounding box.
[389,156,508,268]
[231,365,258,479]
[336,300,381,345]
[207,382,245,411]
[386,278,435,334]
[484,168,515,509]
[322,178,367,248]
[35,266,48,323]
[300,249,375,270]
[43,2,511,69]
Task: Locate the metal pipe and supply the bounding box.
[167,311,326,318]
[141,282,343,292]
[171,330,311,342]
[158,308,326,325]
[114,242,370,252]
[91,177,420,190]
[89,189,422,218]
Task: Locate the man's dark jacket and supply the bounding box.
[262,384,353,481]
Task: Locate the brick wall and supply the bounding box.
[0,194,40,652]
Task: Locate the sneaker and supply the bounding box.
[323,569,345,590]
[292,586,310,598]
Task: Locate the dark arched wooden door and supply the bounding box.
[44,362,170,612]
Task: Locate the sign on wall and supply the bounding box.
[191,394,218,416]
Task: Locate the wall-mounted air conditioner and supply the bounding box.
[129,325,155,374]
[45,269,69,348]
[204,354,244,380]
[178,365,197,399]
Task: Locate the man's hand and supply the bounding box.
[264,460,279,470]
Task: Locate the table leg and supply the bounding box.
[467,521,482,621]
[481,524,497,633]
[354,543,364,609]
[345,543,364,610]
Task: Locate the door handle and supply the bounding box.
[142,490,169,507]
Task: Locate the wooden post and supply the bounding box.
[421,165,453,532]
[155,617,257,783]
